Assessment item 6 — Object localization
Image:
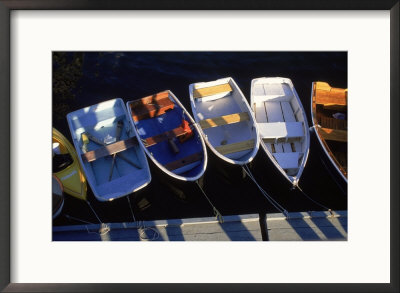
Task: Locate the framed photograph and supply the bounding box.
[1,1,399,292]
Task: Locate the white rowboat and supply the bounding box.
[189,77,260,165]
[250,77,310,187]
[67,98,151,201]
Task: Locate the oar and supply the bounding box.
[108,120,123,181]
[83,131,141,169]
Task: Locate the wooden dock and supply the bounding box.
[53,210,347,241]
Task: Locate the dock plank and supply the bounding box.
[53,211,347,241]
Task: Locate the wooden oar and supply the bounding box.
[83,131,141,169]
[108,120,123,181]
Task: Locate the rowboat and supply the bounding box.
[311,81,347,184]
[189,77,260,166]
[52,128,87,200]
[126,90,207,181]
[67,98,151,201]
[250,77,310,187]
[52,175,64,219]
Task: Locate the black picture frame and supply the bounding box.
[1,1,398,292]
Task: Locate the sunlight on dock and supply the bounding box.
[53,211,347,241]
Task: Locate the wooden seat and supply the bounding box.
[258,122,304,141]
[129,91,174,122]
[215,139,255,155]
[164,152,203,171]
[264,101,283,122]
[199,112,250,129]
[319,128,347,142]
[314,82,347,107]
[272,152,302,169]
[280,101,296,122]
[82,136,138,162]
[143,125,188,147]
[193,83,232,99]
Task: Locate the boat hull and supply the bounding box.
[310,81,347,185]
[52,175,64,219]
[310,130,347,195]
[52,128,87,200]
[67,98,152,202]
[250,77,310,187]
[127,90,208,182]
[189,77,260,166]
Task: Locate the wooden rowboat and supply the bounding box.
[67,98,151,201]
[250,77,310,187]
[127,90,207,181]
[311,81,347,183]
[189,77,260,165]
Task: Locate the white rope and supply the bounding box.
[196,180,224,223]
[127,196,159,241]
[243,164,289,218]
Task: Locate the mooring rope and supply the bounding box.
[196,180,224,223]
[296,185,333,215]
[242,164,289,218]
[64,214,110,236]
[86,201,102,223]
[65,214,94,225]
[319,154,346,195]
[126,196,159,241]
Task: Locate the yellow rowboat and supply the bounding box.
[53,128,87,200]
[52,175,64,219]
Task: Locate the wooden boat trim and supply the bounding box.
[319,127,347,142]
[164,152,203,171]
[143,125,188,147]
[193,83,232,98]
[311,82,348,180]
[215,139,255,155]
[129,91,174,122]
[82,136,138,162]
[199,112,250,129]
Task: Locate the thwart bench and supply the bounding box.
[256,100,304,170]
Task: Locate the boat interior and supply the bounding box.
[128,91,205,178]
[252,78,307,177]
[191,78,257,162]
[312,82,348,177]
[68,99,150,200]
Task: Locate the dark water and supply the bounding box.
[53,52,347,226]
